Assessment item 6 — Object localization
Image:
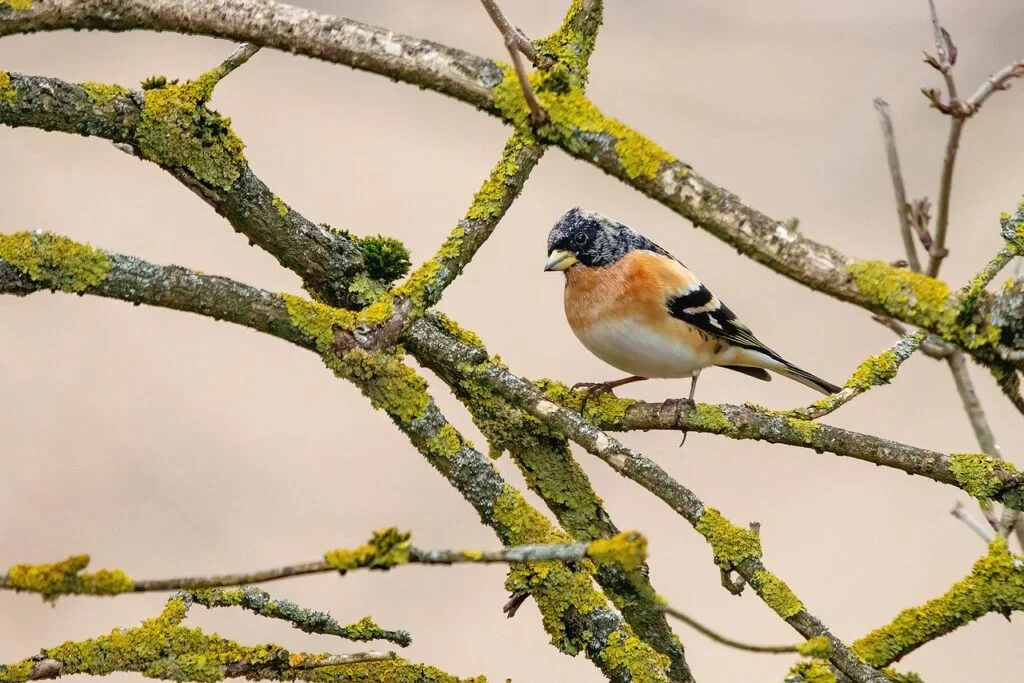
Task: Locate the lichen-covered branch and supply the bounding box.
[851,538,1024,668]
[403,318,887,683]
[4,1,1024,367]
[0,530,644,602]
[0,592,472,683]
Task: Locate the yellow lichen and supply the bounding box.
[695,508,761,570]
[846,350,899,390]
[323,528,411,573]
[599,629,672,683]
[79,81,131,106]
[587,532,648,573]
[0,69,16,105]
[788,660,837,683]
[271,195,288,217]
[135,71,245,190]
[5,555,133,602]
[492,66,677,182]
[690,404,734,434]
[464,134,527,221]
[0,0,31,9]
[425,423,464,459]
[787,417,821,445]
[948,452,1019,500]
[333,348,431,426]
[0,231,111,292]
[753,570,803,619]
[795,635,831,659]
[535,378,635,427]
[851,538,1024,667]
[432,312,485,348]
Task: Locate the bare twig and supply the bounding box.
[480,0,547,125]
[479,0,538,63]
[964,61,1024,112]
[662,605,798,654]
[926,116,962,275]
[208,43,261,85]
[871,315,952,359]
[951,501,997,543]
[874,98,920,271]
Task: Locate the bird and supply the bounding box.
[544,208,841,406]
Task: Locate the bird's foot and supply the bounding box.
[571,381,619,412]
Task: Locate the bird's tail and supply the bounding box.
[771,358,842,395]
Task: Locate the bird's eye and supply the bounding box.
[572,233,586,246]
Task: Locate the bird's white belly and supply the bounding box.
[573,317,715,378]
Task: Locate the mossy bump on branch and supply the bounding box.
[135,72,245,191]
[323,528,412,573]
[3,554,133,601]
[0,68,16,104]
[0,231,111,292]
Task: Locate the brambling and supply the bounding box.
[544,208,841,405]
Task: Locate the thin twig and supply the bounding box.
[662,605,798,654]
[873,98,920,272]
[964,61,1024,111]
[871,316,952,359]
[0,538,636,597]
[206,43,261,87]
[785,331,924,420]
[950,502,997,543]
[479,0,538,63]
[284,652,395,669]
[926,116,962,276]
[479,0,547,124]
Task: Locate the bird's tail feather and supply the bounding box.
[773,359,842,395]
[731,348,842,395]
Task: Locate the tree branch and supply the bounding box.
[1,591,462,683]
[661,604,799,654]
[873,98,920,272]
[480,0,546,124]
[404,319,888,683]
[851,538,1024,668]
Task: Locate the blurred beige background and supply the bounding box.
[2,1,1024,681]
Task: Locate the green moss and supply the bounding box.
[787,660,837,683]
[0,0,32,9]
[881,670,924,683]
[587,532,647,573]
[135,71,245,190]
[851,538,1024,667]
[599,629,671,683]
[492,66,676,182]
[795,636,831,659]
[0,231,111,292]
[79,81,130,106]
[695,508,761,570]
[753,570,803,618]
[359,234,411,284]
[271,195,288,217]
[948,452,1019,499]
[5,555,133,602]
[323,528,411,573]
[0,69,16,105]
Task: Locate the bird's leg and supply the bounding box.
[572,375,647,412]
[679,369,701,447]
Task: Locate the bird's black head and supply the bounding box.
[545,208,668,271]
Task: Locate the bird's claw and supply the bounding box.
[571,381,618,412]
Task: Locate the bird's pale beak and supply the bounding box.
[544,249,578,272]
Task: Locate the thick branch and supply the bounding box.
[404,318,887,683]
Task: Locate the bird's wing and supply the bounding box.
[659,257,776,355]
